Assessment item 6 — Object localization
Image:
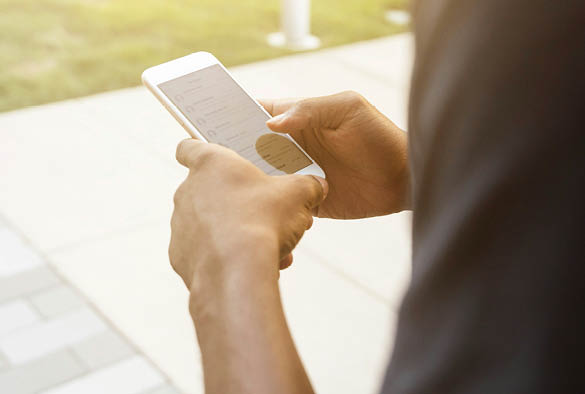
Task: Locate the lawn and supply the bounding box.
[0,0,408,112]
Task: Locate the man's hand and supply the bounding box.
[169,139,325,394]
[261,91,410,219]
[170,138,327,291]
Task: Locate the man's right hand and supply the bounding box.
[261,91,410,219]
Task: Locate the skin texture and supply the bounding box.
[169,92,409,394]
[262,91,410,218]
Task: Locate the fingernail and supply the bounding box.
[313,176,329,199]
[267,113,288,125]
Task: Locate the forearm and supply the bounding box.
[189,246,314,394]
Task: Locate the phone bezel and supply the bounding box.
[142,52,325,178]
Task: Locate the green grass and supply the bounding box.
[0,0,408,112]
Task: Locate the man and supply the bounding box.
[169,1,585,393]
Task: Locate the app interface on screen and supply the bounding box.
[158,64,312,175]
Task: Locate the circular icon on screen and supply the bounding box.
[255,133,311,174]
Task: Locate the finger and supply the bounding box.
[176,138,204,168]
[279,253,294,270]
[258,98,300,117]
[290,175,329,210]
[306,214,314,230]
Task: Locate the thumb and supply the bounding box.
[312,176,329,203]
[265,98,321,134]
[289,175,328,210]
[265,109,303,133]
[266,93,356,133]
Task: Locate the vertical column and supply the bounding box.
[268,0,321,50]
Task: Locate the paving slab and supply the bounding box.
[0,350,85,394]
[0,266,60,303]
[39,356,164,394]
[280,248,397,394]
[0,351,7,370]
[302,213,412,308]
[0,307,107,365]
[143,385,180,394]
[49,224,201,394]
[0,225,179,392]
[29,285,85,318]
[0,226,44,277]
[0,104,183,253]
[0,299,41,337]
[72,330,136,370]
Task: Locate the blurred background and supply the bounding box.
[1,0,408,112]
[0,1,413,393]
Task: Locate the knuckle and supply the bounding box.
[172,188,182,206]
[288,176,320,209]
[195,149,213,166]
[342,90,365,106]
[193,145,221,170]
[296,99,313,112]
[175,139,192,163]
[293,225,305,244]
[292,175,312,194]
[176,140,222,169]
[168,242,180,272]
[282,229,302,256]
[304,177,321,200]
[296,100,315,118]
[304,212,314,229]
[295,99,321,129]
[173,181,188,206]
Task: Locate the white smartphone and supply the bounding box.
[142,52,325,178]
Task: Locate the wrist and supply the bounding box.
[387,127,411,212]
[188,231,280,320]
[396,149,412,211]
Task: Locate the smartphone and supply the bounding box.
[142,52,325,178]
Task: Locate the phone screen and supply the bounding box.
[158,64,312,175]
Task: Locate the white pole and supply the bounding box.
[282,0,310,44]
[267,0,320,50]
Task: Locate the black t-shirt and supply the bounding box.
[381,1,585,393]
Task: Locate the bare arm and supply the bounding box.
[170,139,325,394]
[190,247,313,394]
